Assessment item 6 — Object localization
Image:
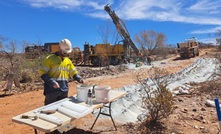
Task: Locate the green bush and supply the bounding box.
[19,55,46,83]
[20,70,33,83]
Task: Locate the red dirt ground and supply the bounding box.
[0,48,220,134]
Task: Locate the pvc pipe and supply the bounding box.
[38,114,63,125]
[57,106,80,119]
[214,98,221,130]
[61,101,89,113]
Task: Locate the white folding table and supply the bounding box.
[12,90,126,134]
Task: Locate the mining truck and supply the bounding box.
[177,37,199,59]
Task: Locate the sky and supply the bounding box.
[1,0,221,52]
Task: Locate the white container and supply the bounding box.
[77,84,93,102]
[95,86,111,103]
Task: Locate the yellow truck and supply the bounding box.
[177,37,199,58]
[83,43,125,66]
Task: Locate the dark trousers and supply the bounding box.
[44,91,68,105]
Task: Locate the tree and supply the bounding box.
[0,36,20,74]
[0,35,7,49]
[0,35,24,89]
[96,21,121,66]
[97,21,121,44]
[0,35,45,85]
[134,30,166,56]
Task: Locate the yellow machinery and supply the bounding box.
[25,41,123,66]
[82,4,143,66]
[24,45,46,59]
[25,43,83,65]
[25,5,142,66]
[44,42,60,53]
[25,5,144,66]
[177,37,199,58]
[83,42,125,66]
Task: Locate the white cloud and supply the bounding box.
[111,0,179,20]
[22,0,221,25]
[114,0,221,25]
[198,37,217,44]
[190,26,221,34]
[188,0,221,14]
[23,0,82,9]
[86,1,113,10]
[22,0,112,11]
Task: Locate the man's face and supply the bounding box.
[59,50,70,57]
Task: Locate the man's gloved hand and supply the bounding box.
[73,74,84,84]
[79,79,84,84]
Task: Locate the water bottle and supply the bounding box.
[92,85,96,99]
[87,89,93,106]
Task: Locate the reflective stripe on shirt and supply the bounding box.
[39,54,78,80]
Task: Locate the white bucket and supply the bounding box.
[95,86,111,103]
[77,85,93,102]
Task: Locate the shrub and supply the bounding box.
[141,84,174,122]
[19,55,46,83]
[20,70,33,83]
[137,67,174,122]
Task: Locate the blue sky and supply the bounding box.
[1,0,221,52]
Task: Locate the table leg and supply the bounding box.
[108,103,117,130]
[34,129,38,134]
[90,107,101,130]
[90,102,117,130]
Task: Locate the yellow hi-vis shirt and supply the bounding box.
[39,53,78,93]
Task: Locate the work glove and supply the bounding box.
[79,79,84,84]
[73,74,84,83]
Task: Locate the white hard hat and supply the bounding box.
[59,39,72,53]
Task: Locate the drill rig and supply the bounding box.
[82,4,142,66]
[104,4,142,62]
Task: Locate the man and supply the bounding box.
[39,38,84,105]
[147,55,153,65]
